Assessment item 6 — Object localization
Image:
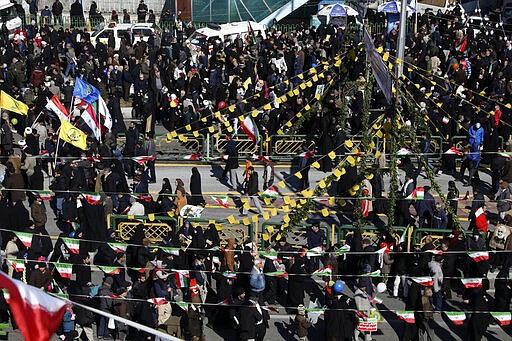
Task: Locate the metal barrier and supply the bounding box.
[338,225,405,248]
[187,218,253,246]
[260,222,331,249]
[213,134,262,157]
[270,135,316,160]
[451,135,504,150]
[110,214,179,242]
[411,228,466,248]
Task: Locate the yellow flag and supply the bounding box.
[263,197,271,205]
[263,103,272,110]
[262,212,270,220]
[59,119,87,150]
[267,225,274,233]
[282,205,290,212]
[278,181,286,189]
[185,124,192,131]
[227,215,236,224]
[311,161,320,169]
[193,131,199,137]
[242,218,250,225]
[294,171,303,179]
[251,214,259,223]
[147,213,155,221]
[270,208,278,216]
[170,130,178,138]
[283,215,290,223]
[243,77,252,90]
[328,151,336,160]
[318,180,326,189]
[283,196,291,204]
[345,140,354,148]
[304,104,311,111]
[321,208,330,217]
[208,126,215,133]
[0,91,28,115]
[262,233,269,241]
[243,202,251,210]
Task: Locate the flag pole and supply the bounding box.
[54,126,62,168]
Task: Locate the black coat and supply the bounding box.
[189,167,205,206]
[287,257,306,309]
[324,294,358,340]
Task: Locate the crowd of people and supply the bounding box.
[0,1,510,340]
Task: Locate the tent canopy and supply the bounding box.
[317,3,359,17]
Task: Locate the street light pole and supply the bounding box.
[396,0,408,78]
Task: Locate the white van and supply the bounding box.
[0,0,22,39]
[186,21,266,50]
[90,22,159,50]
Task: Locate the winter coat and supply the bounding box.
[3,173,26,202]
[295,314,312,338]
[250,266,265,292]
[30,201,47,227]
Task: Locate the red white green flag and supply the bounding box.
[312,266,332,276]
[265,271,287,278]
[174,270,190,287]
[176,301,188,312]
[108,242,128,253]
[31,190,53,200]
[6,259,25,272]
[362,270,381,277]
[426,249,443,255]
[491,312,511,326]
[396,311,415,323]
[82,193,101,205]
[132,267,146,273]
[160,247,180,256]
[147,298,167,305]
[0,272,66,341]
[259,251,279,260]
[406,187,424,200]
[222,271,237,279]
[15,232,32,248]
[445,312,466,325]
[132,155,155,165]
[54,263,73,279]
[460,278,482,289]
[306,246,325,257]
[262,186,279,198]
[411,277,434,286]
[183,153,202,160]
[210,195,229,208]
[262,305,279,313]
[98,266,120,275]
[468,251,489,262]
[61,237,80,254]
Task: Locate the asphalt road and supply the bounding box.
[2,161,512,340]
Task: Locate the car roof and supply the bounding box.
[194,21,264,37]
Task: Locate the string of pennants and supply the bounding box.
[166,55,345,144]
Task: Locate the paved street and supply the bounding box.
[2,160,511,340]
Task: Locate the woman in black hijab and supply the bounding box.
[157,177,173,211]
[189,167,205,206]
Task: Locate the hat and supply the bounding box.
[24,127,32,135]
[18,139,26,147]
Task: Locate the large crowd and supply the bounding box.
[0,1,510,341]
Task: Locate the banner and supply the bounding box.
[363,27,393,105]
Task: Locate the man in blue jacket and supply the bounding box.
[250,259,265,300]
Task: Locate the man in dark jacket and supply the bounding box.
[238,295,267,341]
[222,135,239,190]
[124,121,139,176]
[414,186,435,229]
[97,277,114,339]
[241,167,264,216]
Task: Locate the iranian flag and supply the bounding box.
[0,272,66,341]
[411,277,434,286]
[442,116,450,124]
[61,237,80,254]
[406,187,424,200]
[45,95,71,122]
[15,232,33,248]
[108,242,128,253]
[396,311,415,323]
[312,266,332,276]
[262,186,279,198]
[362,270,381,277]
[39,150,50,157]
[241,115,260,144]
[54,263,73,279]
[69,221,80,231]
[147,298,167,305]
[445,312,466,325]
[369,295,383,304]
[212,256,221,265]
[265,271,288,278]
[211,195,229,208]
[83,193,101,205]
[132,155,155,165]
[491,312,511,326]
[306,246,325,257]
[460,278,482,289]
[160,247,180,256]
[426,249,444,255]
[219,298,230,305]
[183,153,202,160]
[445,147,464,155]
[223,271,237,279]
[468,251,489,262]
[98,266,121,275]
[132,268,146,273]
[176,301,188,312]
[31,190,53,200]
[336,245,351,255]
[398,226,410,244]
[6,259,26,272]
[174,270,190,287]
[259,251,279,260]
[474,207,488,231]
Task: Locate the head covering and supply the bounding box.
[297,304,305,315]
